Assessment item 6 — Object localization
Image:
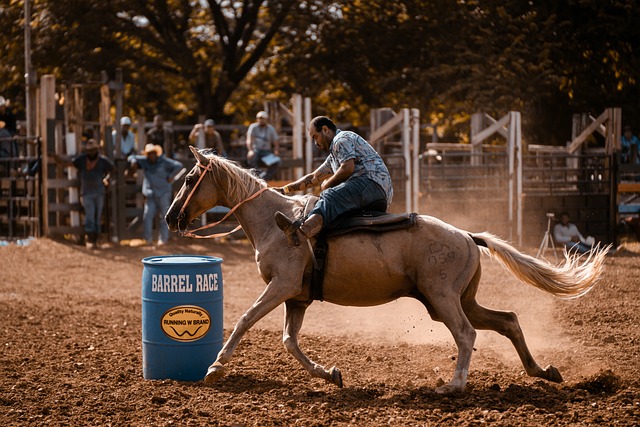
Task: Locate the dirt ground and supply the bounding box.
[1,236,639,426]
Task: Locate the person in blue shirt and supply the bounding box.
[274,116,393,245]
[128,144,185,246]
[621,126,640,164]
[51,139,114,248]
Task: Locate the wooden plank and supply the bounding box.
[483,113,509,139]
[49,225,83,235]
[618,182,640,193]
[567,110,608,153]
[47,178,79,189]
[49,203,82,212]
[471,113,510,145]
[369,113,403,144]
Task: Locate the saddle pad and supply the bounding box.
[325,212,418,237]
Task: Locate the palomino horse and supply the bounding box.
[166,147,609,394]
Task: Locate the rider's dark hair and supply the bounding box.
[310,116,336,132]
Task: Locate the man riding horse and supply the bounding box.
[275,116,394,244]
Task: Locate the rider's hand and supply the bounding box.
[274,187,286,195]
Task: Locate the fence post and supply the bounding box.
[411,108,420,213]
[291,94,303,178]
[39,74,56,236]
[470,113,483,166]
[304,97,313,175]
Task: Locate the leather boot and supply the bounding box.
[274,212,324,246]
[299,214,324,239]
[274,211,302,246]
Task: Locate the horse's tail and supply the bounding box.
[470,232,610,299]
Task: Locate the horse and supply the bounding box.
[165,146,609,394]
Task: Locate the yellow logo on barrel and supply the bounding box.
[161,305,211,342]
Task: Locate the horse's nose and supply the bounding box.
[165,211,177,232]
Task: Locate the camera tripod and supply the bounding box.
[536,214,558,260]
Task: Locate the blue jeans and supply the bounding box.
[144,192,172,244]
[82,192,105,234]
[310,176,387,225]
[565,242,592,254]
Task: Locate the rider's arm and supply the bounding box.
[281,163,333,194]
[320,159,355,191]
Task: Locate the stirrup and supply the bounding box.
[274,211,302,246]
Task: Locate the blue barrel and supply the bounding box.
[141,255,223,381]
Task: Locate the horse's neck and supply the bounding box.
[232,190,295,248]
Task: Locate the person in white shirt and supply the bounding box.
[246,111,280,179]
[553,212,594,254]
[112,116,136,158]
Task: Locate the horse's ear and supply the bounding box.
[190,146,208,164]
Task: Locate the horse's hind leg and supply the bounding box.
[425,291,477,394]
[282,300,343,387]
[462,266,563,383]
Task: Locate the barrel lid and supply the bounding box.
[142,255,223,265]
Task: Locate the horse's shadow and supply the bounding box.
[195,374,592,414]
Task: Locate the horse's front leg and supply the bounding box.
[205,278,299,384]
[282,300,343,387]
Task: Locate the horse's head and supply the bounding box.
[166,146,267,234]
[165,146,223,233]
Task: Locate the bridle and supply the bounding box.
[177,160,268,239]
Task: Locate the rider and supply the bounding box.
[274,116,393,245]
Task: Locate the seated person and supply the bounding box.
[553,212,594,254]
[246,111,280,180]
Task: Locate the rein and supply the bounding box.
[178,160,268,239]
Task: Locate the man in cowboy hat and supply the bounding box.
[50,139,115,248]
[128,143,185,246]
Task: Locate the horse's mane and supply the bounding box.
[203,153,267,200]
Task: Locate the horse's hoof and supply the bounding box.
[204,362,225,384]
[329,366,343,388]
[544,364,563,383]
[435,384,464,394]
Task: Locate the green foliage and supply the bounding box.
[1,0,638,144]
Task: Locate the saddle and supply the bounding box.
[304,198,418,301]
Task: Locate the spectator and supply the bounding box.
[146,114,174,159]
[50,139,114,249]
[621,217,640,242]
[0,121,14,176]
[0,121,14,157]
[553,212,594,254]
[112,116,137,159]
[246,111,280,180]
[128,143,185,246]
[0,96,17,136]
[621,126,640,164]
[189,119,226,157]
